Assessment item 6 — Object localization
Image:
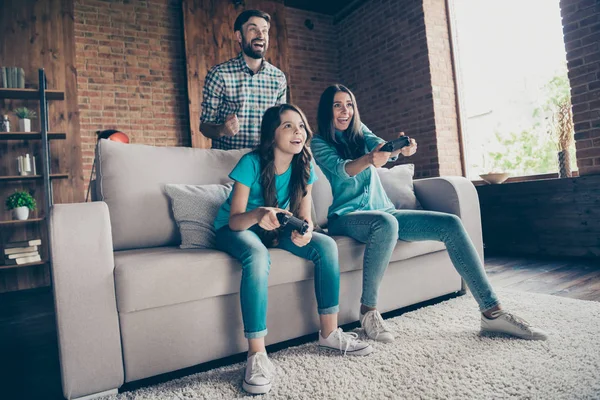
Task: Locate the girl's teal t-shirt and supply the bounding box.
[213,152,317,231]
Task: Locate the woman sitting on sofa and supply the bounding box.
[213,103,373,395]
[311,84,548,344]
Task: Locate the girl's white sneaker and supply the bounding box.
[243,352,275,394]
[319,327,374,356]
[360,309,395,343]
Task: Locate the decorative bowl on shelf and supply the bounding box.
[479,172,510,184]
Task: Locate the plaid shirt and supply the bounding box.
[200,53,287,150]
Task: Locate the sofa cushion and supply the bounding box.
[377,164,422,210]
[96,140,249,250]
[114,238,445,313]
[165,183,233,249]
[311,163,333,228]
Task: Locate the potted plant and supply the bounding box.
[13,107,37,132]
[5,190,36,220]
[552,100,574,178]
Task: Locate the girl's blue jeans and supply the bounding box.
[215,225,340,339]
[327,209,499,312]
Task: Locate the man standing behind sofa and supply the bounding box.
[200,9,287,150]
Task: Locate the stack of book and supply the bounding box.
[3,239,42,266]
[1,66,26,88]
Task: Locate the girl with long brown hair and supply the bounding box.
[214,104,372,395]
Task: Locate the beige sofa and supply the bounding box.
[49,140,481,399]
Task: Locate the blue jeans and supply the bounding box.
[328,209,499,312]
[215,226,340,339]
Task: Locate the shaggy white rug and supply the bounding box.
[107,290,600,399]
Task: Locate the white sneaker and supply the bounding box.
[360,310,395,343]
[481,310,548,341]
[242,352,275,394]
[319,328,374,356]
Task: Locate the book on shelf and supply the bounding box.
[17,68,25,88]
[5,66,12,88]
[6,251,39,260]
[1,67,6,88]
[5,239,42,248]
[4,245,39,255]
[3,254,42,266]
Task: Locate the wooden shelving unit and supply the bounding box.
[0,132,66,140]
[0,218,45,225]
[0,260,47,270]
[0,174,68,182]
[1,69,63,272]
[0,88,64,100]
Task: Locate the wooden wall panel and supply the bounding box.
[477,175,600,259]
[183,0,289,148]
[0,0,82,293]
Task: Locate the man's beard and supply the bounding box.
[241,35,267,59]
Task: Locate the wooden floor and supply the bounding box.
[0,255,598,400]
[485,255,600,301]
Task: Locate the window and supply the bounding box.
[450,0,576,180]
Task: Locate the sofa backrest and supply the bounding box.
[310,163,333,228]
[96,140,249,250]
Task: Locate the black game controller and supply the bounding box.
[276,213,309,235]
[380,135,411,152]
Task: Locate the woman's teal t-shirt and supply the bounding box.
[213,152,318,231]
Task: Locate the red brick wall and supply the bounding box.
[560,0,600,176]
[75,0,190,193]
[74,0,460,184]
[337,0,446,178]
[287,9,339,129]
[423,0,462,176]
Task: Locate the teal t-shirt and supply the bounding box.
[213,152,318,231]
[311,124,396,218]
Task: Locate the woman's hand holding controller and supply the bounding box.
[391,132,417,157]
[368,143,392,168]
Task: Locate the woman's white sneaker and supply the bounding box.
[360,310,395,343]
[242,352,275,394]
[481,310,548,340]
[319,327,374,356]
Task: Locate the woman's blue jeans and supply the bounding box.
[215,226,340,339]
[327,209,499,312]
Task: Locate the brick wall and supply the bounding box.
[287,9,339,129]
[560,0,600,176]
[75,0,190,192]
[337,0,444,178]
[423,0,462,176]
[73,0,457,183]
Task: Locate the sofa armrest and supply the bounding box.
[413,176,483,262]
[50,202,124,399]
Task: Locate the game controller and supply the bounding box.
[276,213,309,235]
[380,135,411,152]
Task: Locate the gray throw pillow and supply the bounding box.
[377,164,422,210]
[164,183,232,249]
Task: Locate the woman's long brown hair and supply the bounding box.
[256,104,313,247]
[316,84,366,159]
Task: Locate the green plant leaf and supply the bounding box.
[5,190,37,211]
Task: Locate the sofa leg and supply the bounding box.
[458,278,468,296]
[72,388,118,400]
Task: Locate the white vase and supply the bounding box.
[18,118,31,132]
[12,206,30,220]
